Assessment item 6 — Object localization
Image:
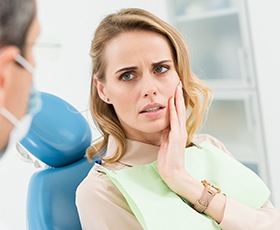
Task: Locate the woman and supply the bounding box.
[76,8,280,229]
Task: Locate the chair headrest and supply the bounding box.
[18,92,92,168]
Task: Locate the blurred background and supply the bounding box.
[0,0,279,229]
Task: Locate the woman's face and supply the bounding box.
[96,31,180,144]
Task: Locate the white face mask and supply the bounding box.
[0,54,42,158]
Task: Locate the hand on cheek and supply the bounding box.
[156,82,188,192]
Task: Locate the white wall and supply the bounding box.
[0,0,279,229]
[246,0,280,208]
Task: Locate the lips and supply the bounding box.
[140,104,165,114]
[141,107,162,113]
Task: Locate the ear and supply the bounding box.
[0,46,20,107]
[94,77,110,104]
[0,46,20,68]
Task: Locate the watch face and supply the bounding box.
[194,180,222,213]
[208,186,220,195]
[202,180,221,195]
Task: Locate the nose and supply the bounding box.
[144,91,157,97]
[141,76,158,98]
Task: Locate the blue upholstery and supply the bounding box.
[19,92,96,230]
[27,158,94,230]
[20,93,92,168]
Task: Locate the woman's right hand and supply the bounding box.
[156,82,189,192]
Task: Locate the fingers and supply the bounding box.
[166,81,187,142]
[174,81,186,133]
[160,126,170,152]
[168,97,177,131]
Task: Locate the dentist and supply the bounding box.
[0,0,41,158]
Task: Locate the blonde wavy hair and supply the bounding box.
[87,8,211,163]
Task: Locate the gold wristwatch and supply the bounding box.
[193,180,221,213]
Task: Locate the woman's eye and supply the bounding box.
[120,73,134,81]
[154,66,169,74]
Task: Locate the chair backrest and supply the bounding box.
[18,92,97,230]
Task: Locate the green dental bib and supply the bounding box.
[100,141,270,230]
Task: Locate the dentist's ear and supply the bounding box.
[0,46,20,106]
[0,46,20,68]
[94,76,110,103]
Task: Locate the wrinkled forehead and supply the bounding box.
[104,30,174,67]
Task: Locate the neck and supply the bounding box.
[126,133,162,147]
[0,118,12,151]
[0,108,17,150]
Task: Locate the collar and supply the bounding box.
[105,135,160,167]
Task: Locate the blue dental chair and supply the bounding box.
[17,92,98,230]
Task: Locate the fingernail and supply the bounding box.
[179,81,182,88]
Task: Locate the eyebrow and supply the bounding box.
[115,60,173,75]
[115,66,137,75]
[152,60,172,67]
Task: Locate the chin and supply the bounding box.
[144,121,169,133]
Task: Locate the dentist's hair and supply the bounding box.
[87,8,211,163]
[0,0,36,55]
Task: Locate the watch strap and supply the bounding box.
[193,180,221,213]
